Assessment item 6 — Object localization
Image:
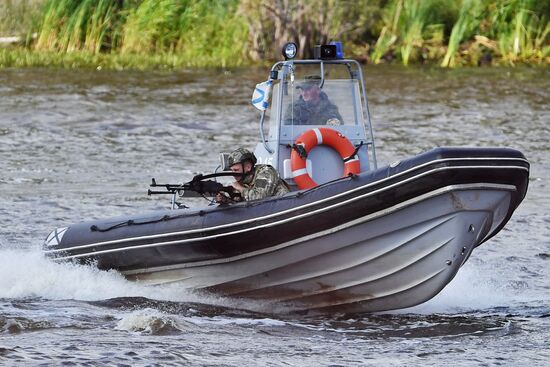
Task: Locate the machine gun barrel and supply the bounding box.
[148,189,181,195]
[148,174,241,199]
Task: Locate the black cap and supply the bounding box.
[296,75,321,89]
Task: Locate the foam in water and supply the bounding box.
[401,261,532,314]
[1,318,24,334]
[0,247,536,315]
[115,308,185,335]
[0,249,136,300]
[0,248,215,305]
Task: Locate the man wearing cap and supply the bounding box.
[216,148,290,203]
[284,75,343,126]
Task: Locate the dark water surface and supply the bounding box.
[0,66,549,366]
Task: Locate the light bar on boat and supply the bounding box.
[313,42,344,60]
[330,41,344,59]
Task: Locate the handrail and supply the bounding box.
[352,60,378,169]
[259,109,273,153]
[258,62,285,154]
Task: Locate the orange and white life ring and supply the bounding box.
[290,127,361,189]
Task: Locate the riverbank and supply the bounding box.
[0,0,548,69]
[2,47,549,71]
[0,47,254,70]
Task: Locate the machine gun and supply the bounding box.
[148,172,242,209]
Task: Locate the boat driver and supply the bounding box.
[283,75,343,126]
[216,148,290,203]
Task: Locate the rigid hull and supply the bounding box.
[44,147,529,313]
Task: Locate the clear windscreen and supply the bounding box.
[281,79,364,127]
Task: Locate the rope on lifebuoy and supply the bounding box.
[290,127,361,189]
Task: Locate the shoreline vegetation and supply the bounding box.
[0,0,548,70]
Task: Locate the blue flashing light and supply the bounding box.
[330,41,344,59]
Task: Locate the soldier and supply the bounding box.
[283,75,343,126]
[217,148,290,203]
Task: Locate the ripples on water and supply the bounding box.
[0,66,549,366]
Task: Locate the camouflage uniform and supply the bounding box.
[227,148,290,201]
[240,164,290,201]
[284,91,343,125]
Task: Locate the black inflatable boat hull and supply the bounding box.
[44,147,529,313]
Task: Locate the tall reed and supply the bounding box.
[491,0,549,65]
[4,0,548,69]
[370,0,454,65]
[398,0,431,65]
[35,0,122,54]
[121,0,184,54]
[440,0,482,67]
[371,0,402,64]
[120,0,247,66]
[174,0,247,67]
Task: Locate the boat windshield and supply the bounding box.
[280,79,364,127]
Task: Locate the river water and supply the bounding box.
[0,65,548,366]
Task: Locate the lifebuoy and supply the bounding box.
[290,127,361,189]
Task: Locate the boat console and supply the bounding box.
[249,42,378,188]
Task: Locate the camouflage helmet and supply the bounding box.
[227,148,257,167]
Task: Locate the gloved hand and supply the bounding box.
[215,191,231,204]
[215,187,243,204]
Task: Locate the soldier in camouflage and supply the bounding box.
[217,148,289,203]
[283,75,343,126]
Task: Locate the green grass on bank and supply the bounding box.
[0,47,254,69]
[0,0,549,69]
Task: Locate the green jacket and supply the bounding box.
[241,164,290,201]
[284,92,343,125]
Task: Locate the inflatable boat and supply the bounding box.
[44,43,529,314]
